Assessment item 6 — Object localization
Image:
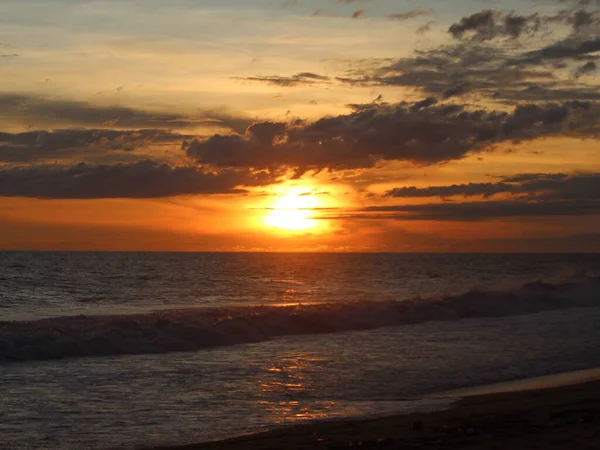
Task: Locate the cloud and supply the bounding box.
[568,9,600,32]
[449,10,542,41]
[559,0,600,6]
[448,10,495,40]
[496,85,600,102]
[336,43,557,100]
[416,21,435,35]
[20,98,598,176]
[352,172,600,222]
[385,173,600,201]
[449,7,600,41]
[500,173,568,183]
[388,9,433,21]
[0,93,251,133]
[185,100,600,175]
[511,37,600,66]
[330,199,600,222]
[352,9,368,19]
[575,61,598,77]
[234,72,330,87]
[386,182,515,199]
[336,38,600,102]
[501,172,600,201]
[0,129,188,163]
[0,161,278,199]
[333,6,599,102]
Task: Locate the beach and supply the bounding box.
[151,378,600,450]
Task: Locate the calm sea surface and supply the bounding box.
[1,252,600,449]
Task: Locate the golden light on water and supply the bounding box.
[263,190,319,231]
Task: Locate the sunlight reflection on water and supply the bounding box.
[2,306,600,448]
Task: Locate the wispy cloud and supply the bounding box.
[388,9,433,21]
[0,94,251,132]
[333,0,372,4]
[385,173,600,201]
[234,72,330,87]
[0,129,187,164]
[325,200,600,222]
[352,9,368,19]
[416,21,435,35]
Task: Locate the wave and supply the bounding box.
[1,274,600,363]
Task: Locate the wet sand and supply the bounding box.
[150,376,600,450]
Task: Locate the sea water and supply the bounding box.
[1,252,600,449]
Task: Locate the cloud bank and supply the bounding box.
[0,161,277,199]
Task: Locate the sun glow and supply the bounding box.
[263,191,319,231]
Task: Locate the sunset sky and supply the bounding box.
[1,0,599,251]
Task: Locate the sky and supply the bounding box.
[1,0,599,252]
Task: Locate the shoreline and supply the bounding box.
[437,367,600,398]
[148,370,600,450]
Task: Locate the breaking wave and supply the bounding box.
[1,274,600,363]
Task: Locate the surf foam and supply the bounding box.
[1,275,599,363]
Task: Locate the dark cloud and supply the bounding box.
[443,83,471,99]
[575,60,598,77]
[334,6,599,102]
[186,100,600,174]
[336,43,558,101]
[410,97,437,111]
[246,122,287,145]
[386,182,514,199]
[543,7,600,35]
[0,93,250,133]
[501,172,600,201]
[496,85,600,102]
[234,72,330,87]
[558,0,600,6]
[449,10,541,41]
[448,10,495,39]
[511,37,600,66]
[449,7,600,41]
[501,173,569,183]
[0,129,188,163]
[293,6,599,103]
[416,21,435,35]
[331,199,600,221]
[388,9,433,21]
[568,9,600,32]
[0,161,277,199]
[352,9,368,19]
[245,5,598,103]
[386,173,600,201]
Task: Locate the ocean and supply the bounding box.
[1,252,600,449]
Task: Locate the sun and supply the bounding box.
[263,190,319,231]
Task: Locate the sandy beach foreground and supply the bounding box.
[150,376,600,450]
